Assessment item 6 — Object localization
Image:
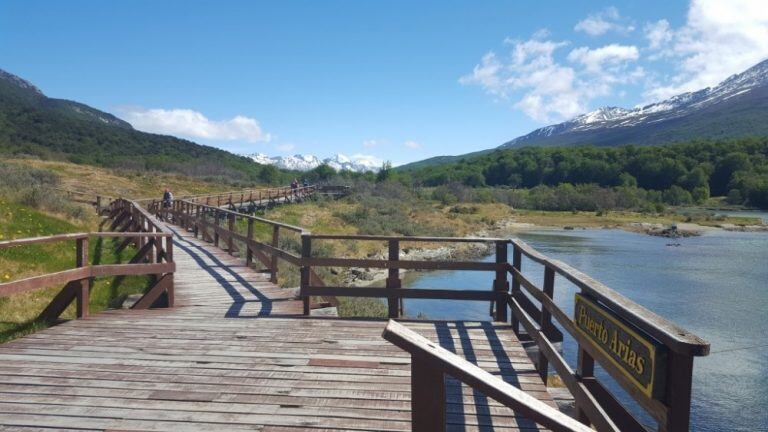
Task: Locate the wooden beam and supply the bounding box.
[383,320,594,432]
[131,273,173,309]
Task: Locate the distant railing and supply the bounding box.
[160,191,709,432]
[0,198,175,322]
[182,185,318,209]
[53,188,114,213]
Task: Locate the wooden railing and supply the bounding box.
[160,193,708,431]
[506,239,708,432]
[0,198,175,322]
[182,185,318,209]
[383,320,593,432]
[157,199,335,307]
[53,188,113,214]
[301,234,516,319]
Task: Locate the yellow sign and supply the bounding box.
[574,294,665,399]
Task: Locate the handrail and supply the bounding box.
[507,238,709,432]
[1,198,176,322]
[382,320,593,432]
[0,232,172,249]
[307,234,508,242]
[158,185,708,431]
[510,239,708,355]
[181,201,307,233]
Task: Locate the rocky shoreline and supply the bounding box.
[340,216,767,284]
[343,240,493,285]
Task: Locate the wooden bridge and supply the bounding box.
[0,189,710,431]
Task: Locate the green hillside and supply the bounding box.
[402,138,768,209]
[0,69,287,184]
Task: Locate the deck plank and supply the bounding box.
[0,226,557,431]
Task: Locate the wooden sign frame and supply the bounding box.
[574,293,667,399]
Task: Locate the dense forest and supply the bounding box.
[391,138,768,209]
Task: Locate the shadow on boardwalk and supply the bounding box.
[172,228,274,317]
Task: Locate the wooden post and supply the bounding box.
[227,213,235,254]
[214,210,220,247]
[386,239,401,318]
[411,356,445,432]
[246,219,254,266]
[75,237,89,318]
[271,226,280,283]
[493,241,509,322]
[510,244,522,335]
[194,204,200,237]
[576,345,595,425]
[537,266,556,381]
[138,215,146,251]
[662,352,695,432]
[300,234,311,315]
[184,201,190,229]
[165,234,175,307]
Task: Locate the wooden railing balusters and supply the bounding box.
[3,198,175,321]
[300,234,311,315]
[214,209,220,247]
[576,345,596,424]
[386,239,400,318]
[411,354,446,431]
[662,352,695,432]
[75,237,89,318]
[271,226,279,283]
[537,266,556,381]
[510,244,522,335]
[165,233,174,307]
[227,213,236,255]
[493,240,509,322]
[246,219,254,267]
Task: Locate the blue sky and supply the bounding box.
[2,1,767,165]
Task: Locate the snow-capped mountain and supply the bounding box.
[246,153,381,172]
[500,57,768,148]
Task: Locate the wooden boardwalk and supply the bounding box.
[0,227,555,431]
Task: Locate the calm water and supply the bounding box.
[402,227,768,431]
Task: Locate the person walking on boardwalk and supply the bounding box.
[162,188,174,208]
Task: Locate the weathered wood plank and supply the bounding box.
[0,225,558,431]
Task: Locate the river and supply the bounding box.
[400,225,768,431]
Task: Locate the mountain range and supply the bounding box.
[246,153,380,172]
[399,58,768,170]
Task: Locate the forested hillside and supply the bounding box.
[0,69,288,184]
[402,138,768,208]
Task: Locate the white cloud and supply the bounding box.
[119,107,270,142]
[362,139,378,149]
[567,44,639,73]
[404,140,422,149]
[460,34,642,122]
[459,52,505,97]
[644,0,768,101]
[644,19,673,50]
[575,7,633,36]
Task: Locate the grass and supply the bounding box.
[0,200,151,343]
[6,158,245,199]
